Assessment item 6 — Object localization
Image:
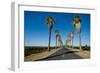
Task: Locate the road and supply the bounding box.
[36,48,83,61]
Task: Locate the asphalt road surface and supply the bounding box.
[37,48,83,61]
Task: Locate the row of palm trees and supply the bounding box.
[55,29,63,49]
[45,15,82,51]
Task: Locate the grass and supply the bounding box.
[24,46,58,56]
[24,45,90,57]
[73,46,90,51]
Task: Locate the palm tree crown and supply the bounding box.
[72,16,81,34]
[55,30,59,37]
[45,16,55,30]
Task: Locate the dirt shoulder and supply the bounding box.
[67,48,90,58]
[24,48,62,61]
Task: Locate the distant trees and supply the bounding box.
[55,29,63,48]
[58,33,63,48]
[65,37,70,48]
[55,30,59,49]
[65,30,74,49]
[45,16,55,51]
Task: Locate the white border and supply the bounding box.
[11,1,97,71]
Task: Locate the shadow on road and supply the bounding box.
[35,48,82,61]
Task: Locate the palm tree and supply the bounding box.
[65,39,70,48]
[54,30,63,48]
[55,30,59,49]
[58,33,63,48]
[45,16,55,51]
[72,16,82,50]
[69,30,74,48]
[65,34,71,48]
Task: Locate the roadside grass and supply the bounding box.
[24,46,59,56]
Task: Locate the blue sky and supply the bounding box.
[24,11,90,46]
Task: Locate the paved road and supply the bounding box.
[37,48,82,61]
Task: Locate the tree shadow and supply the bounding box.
[35,49,81,61]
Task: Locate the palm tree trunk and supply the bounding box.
[70,40,71,49]
[55,37,57,49]
[79,34,82,51]
[72,39,73,49]
[48,29,51,51]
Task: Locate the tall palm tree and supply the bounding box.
[58,33,63,48]
[66,34,71,48]
[65,39,70,48]
[55,30,59,49]
[69,30,74,48]
[45,16,55,51]
[54,30,63,48]
[72,16,82,50]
